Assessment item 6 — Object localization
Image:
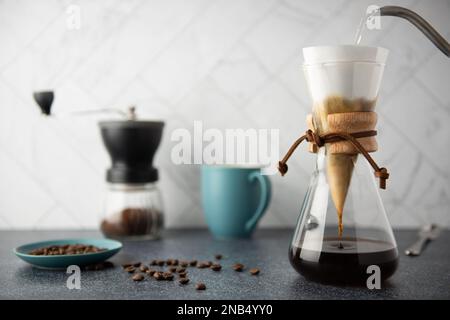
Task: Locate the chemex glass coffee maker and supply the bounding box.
[278,6,449,284]
[33,92,165,240]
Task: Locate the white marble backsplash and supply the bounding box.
[0,0,449,229]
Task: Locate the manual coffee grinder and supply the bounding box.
[278,6,449,285]
[33,92,165,240]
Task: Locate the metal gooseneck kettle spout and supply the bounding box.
[379,6,449,57]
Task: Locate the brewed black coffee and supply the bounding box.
[289,237,398,284]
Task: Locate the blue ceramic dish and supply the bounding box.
[14,238,122,269]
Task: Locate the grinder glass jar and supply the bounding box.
[101,183,163,240]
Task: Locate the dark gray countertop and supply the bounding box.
[0,229,449,300]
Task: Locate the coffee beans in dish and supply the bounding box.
[29,244,106,256]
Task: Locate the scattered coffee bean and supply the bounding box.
[122,263,132,269]
[163,272,174,280]
[139,265,149,272]
[125,266,136,273]
[133,262,142,267]
[153,272,164,280]
[196,283,206,290]
[198,261,211,269]
[211,264,222,271]
[132,273,144,281]
[172,259,179,266]
[215,254,223,260]
[180,261,189,267]
[249,268,260,275]
[189,260,197,267]
[179,278,189,285]
[157,260,165,266]
[29,244,106,256]
[176,267,186,273]
[169,266,177,273]
[150,260,157,266]
[146,269,156,276]
[233,263,244,272]
[178,272,187,278]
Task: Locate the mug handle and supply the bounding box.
[245,172,271,232]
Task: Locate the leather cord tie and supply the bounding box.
[278,129,389,189]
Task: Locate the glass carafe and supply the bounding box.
[289,46,398,284]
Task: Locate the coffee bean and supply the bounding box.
[172,259,179,266]
[249,268,260,275]
[153,272,164,280]
[166,259,173,266]
[211,264,222,271]
[122,263,132,269]
[179,278,189,285]
[198,261,211,269]
[139,265,149,272]
[147,269,156,276]
[196,283,206,290]
[169,266,177,273]
[163,272,174,280]
[178,272,187,278]
[125,266,136,273]
[132,273,144,281]
[150,260,157,266]
[189,260,197,267]
[133,262,142,267]
[176,267,186,273]
[157,260,165,266]
[180,261,189,267]
[233,263,244,272]
[215,254,223,260]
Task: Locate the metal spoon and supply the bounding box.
[405,224,441,256]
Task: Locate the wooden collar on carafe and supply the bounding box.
[278,111,389,189]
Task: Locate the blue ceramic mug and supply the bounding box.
[201,165,271,238]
